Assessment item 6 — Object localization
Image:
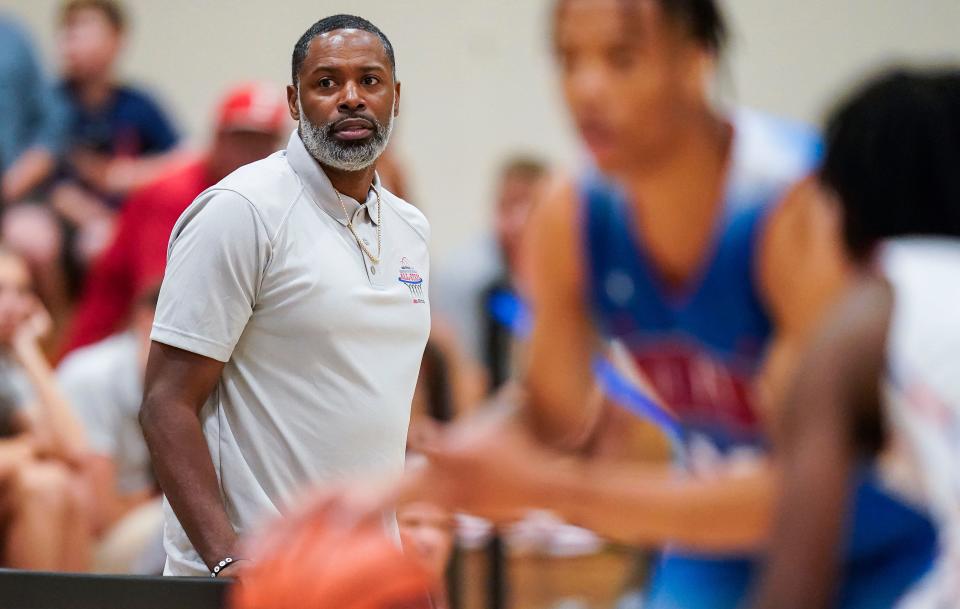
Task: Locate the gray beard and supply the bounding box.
[297,93,393,172]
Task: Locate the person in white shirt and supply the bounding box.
[58,286,164,573]
[139,14,430,577]
[753,68,960,609]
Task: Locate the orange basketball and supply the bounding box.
[231,502,435,609]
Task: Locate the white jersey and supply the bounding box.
[881,238,960,608]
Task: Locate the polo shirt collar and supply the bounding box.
[286,129,381,226]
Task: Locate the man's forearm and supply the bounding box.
[140,399,238,570]
[544,458,776,551]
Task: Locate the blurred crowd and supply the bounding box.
[0,0,555,584]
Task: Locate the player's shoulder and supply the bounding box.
[529,170,584,284]
[381,187,430,244]
[540,170,588,239]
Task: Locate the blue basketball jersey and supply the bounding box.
[580,109,935,609]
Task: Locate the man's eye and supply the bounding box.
[361,76,380,86]
[318,78,335,88]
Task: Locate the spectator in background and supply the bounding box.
[0,14,69,205]
[57,285,164,574]
[0,14,71,355]
[62,83,287,354]
[51,0,181,262]
[0,246,92,571]
[432,156,547,389]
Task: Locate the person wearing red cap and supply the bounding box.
[61,83,287,355]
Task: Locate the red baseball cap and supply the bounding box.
[216,82,288,134]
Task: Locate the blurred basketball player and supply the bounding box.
[404,1,937,608]
[753,69,960,609]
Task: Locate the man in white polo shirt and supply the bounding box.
[139,14,430,577]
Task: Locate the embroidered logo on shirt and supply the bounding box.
[398,257,426,304]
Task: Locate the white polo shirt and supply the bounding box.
[151,130,431,576]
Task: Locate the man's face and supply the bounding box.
[60,8,122,81]
[287,29,400,171]
[554,0,709,173]
[0,255,34,346]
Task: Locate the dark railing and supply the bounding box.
[0,570,229,609]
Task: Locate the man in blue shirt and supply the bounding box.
[51,0,181,262]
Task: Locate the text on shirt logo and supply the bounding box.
[398,257,426,304]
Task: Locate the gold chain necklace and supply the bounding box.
[335,187,383,264]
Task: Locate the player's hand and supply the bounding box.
[276,474,406,537]
[404,401,565,523]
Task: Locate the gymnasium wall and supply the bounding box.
[6,0,960,257]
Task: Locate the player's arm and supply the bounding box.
[139,343,237,570]
[412,402,774,549]
[756,178,850,427]
[522,175,604,449]
[752,275,888,609]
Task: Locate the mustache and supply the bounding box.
[327,114,381,135]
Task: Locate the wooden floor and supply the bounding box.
[456,546,641,609]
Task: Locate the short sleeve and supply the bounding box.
[151,189,271,362]
[56,356,119,455]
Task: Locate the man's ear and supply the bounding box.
[287,84,300,121]
[393,81,401,118]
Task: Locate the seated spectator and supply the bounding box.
[0,246,92,571]
[0,13,71,355]
[63,82,287,353]
[51,0,183,263]
[57,285,164,573]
